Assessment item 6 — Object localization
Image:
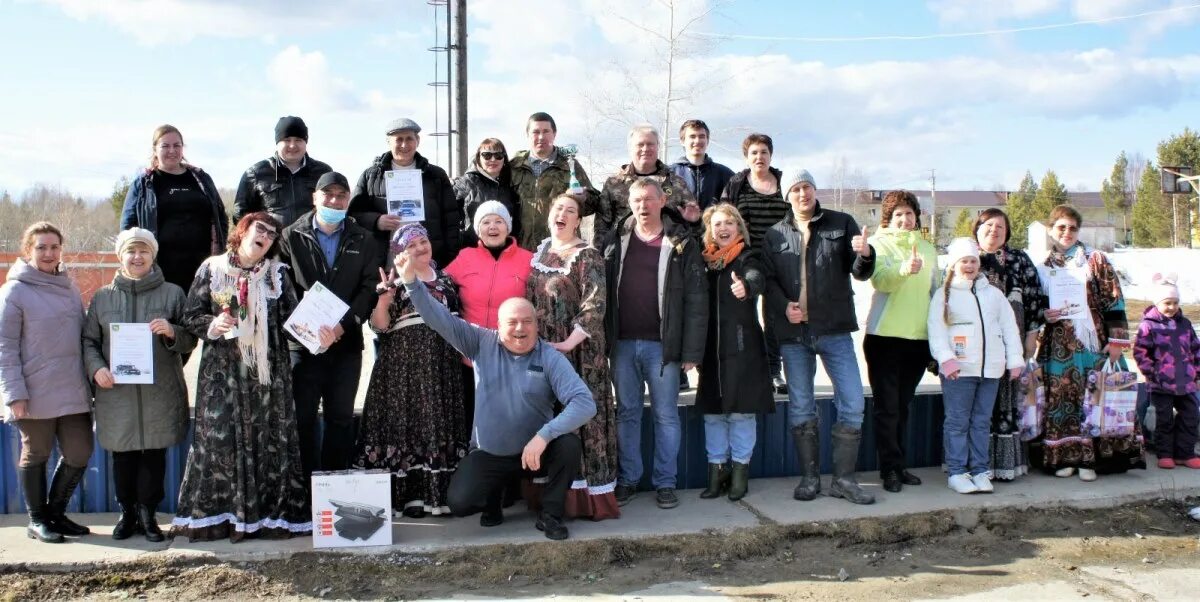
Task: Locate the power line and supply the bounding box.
[692,3,1200,43]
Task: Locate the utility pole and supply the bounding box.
[453,0,468,177]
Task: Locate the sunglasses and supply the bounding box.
[480,151,506,161]
[254,222,279,240]
[1053,224,1079,233]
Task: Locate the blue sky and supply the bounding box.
[1,0,1198,199]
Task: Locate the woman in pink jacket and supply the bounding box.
[0,222,93,543]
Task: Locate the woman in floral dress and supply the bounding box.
[973,208,1046,481]
[1036,205,1144,480]
[354,224,467,517]
[526,194,619,520]
[172,212,314,542]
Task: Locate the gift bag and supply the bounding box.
[1083,359,1139,438]
[1018,360,1044,442]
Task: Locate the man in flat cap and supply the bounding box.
[278,171,380,477]
[234,116,332,228]
[348,118,462,267]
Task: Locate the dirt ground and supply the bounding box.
[2,497,1198,601]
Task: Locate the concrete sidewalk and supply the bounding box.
[1,463,1197,570]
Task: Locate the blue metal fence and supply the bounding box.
[0,392,948,514]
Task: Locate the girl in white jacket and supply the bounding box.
[928,238,1024,494]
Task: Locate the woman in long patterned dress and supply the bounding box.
[1036,205,1144,480]
[526,194,619,520]
[172,212,314,542]
[973,208,1046,481]
[354,224,467,518]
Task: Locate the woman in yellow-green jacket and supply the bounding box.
[863,190,939,494]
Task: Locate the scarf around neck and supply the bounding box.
[703,237,745,270]
[1045,242,1100,352]
[206,253,283,384]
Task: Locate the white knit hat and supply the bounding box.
[945,237,979,269]
[114,227,159,259]
[1152,272,1181,303]
[473,200,512,234]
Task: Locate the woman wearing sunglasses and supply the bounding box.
[121,124,229,293]
[453,138,523,249]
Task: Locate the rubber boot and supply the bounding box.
[112,504,141,540]
[138,504,164,542]
[19,465,63,543]
[728,461,750,501]
[828,424,875,505]
[46,461,91,536]
[699,463,729,499]
[791,421,821,501]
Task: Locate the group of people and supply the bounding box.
[1,111,1193,546]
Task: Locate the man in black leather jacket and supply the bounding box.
[233,116,332,228]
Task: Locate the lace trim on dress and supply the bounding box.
[530,238,588,275]
[171,512,312,533]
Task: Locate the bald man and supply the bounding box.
[396,253,596,540]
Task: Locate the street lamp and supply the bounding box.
[1162,166,1198,247]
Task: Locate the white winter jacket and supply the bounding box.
[927,275,1023,379]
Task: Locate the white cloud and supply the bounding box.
[927,0,1062,26]
[267,46,365,113]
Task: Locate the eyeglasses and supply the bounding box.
[254,223,279,240]
[1053,224,1079,233]
[480,151,506,161]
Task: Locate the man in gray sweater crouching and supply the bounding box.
[395,251,596,540]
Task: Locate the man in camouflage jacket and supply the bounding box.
[591,125,699,247]
[510,112,600,250]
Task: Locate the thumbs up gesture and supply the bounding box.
[730,271,747,300]
[851,225,872,257]
[903,244,923,275]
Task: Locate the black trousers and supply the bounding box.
[292,347,363,476]
[1151,391,1200,460]
[763,300,782,378]
[112,448,167,507]
[447,434,581,519]
[864,334,931,475]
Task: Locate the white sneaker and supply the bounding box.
[1054,467,1076,478]
[970,473,994,493]
[1078,468,1097,482]
[948,473,979,494]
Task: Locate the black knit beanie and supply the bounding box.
[275,116,308,142]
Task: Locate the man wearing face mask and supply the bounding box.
[278,171,381,477]
[234,116,333,228]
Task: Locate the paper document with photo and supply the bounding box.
[384,170,425,223]
[1047,267,1088,317]
[284,281,350,354]
[110,323,154,384]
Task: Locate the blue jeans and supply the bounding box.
[703,413,758,464]
[941,376,1000,476]
[612,339,681,489]
[779,332,866,429]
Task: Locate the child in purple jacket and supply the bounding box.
[1133,273,1200,469]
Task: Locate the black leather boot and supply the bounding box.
[46,461,91,536]
[792,421,821,501]
[19,466,63,543]
[699,463,729,499]
[112,504,141,540]
[828,424,875,505]
[138,505,164,542]
[728,461,750,501]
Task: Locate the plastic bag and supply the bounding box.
[1018,360,1044,442]
[1082,359,1139,438]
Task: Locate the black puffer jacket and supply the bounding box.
[277,213,381,352]
[348,151,462,267]
[761,202,875,339]
[601,210,708,366]
[233,154,332,228]
[695,248,775,415]
[453,166,522,249]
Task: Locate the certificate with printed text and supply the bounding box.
[384,170,425,223]
[284,282,350,354]
[109,323,153,384]
[1047,267,1088,318]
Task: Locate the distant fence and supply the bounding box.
[0,252,119,305]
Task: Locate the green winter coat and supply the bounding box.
[82,266,196,452]
[864,227,940,340]
[510,147,601,250]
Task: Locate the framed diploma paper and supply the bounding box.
[284,282,350,354]
[1047,267,1089,318]
[384,170,425,222]
[109,323,154,384]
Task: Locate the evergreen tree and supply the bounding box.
[1131,162,1171,247]
[1032,170,1068,222]
[1156,128,1200,246]
[1101,151,1132,244]
[1005,171,1038,248]
[109,176,130,219]
[952,208,975,237]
